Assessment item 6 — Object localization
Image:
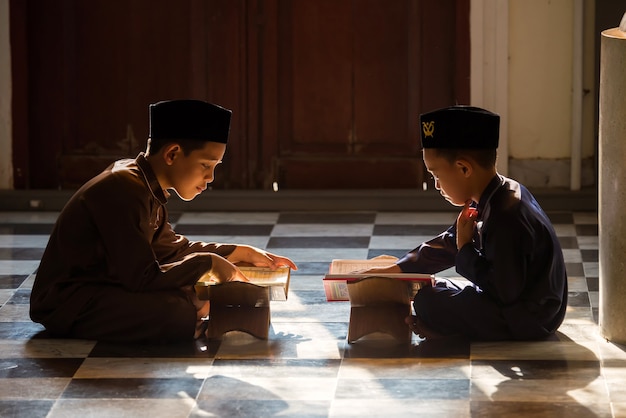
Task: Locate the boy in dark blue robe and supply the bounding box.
[364,106,567,340]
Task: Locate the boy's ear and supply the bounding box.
[456,159,472,177]
[162,144,182,165]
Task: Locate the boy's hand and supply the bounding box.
[456,200,478,250]
[209,254,249,283]
[227,245,298,271]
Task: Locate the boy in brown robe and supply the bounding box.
[30,100,297,343]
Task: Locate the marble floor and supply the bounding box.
[1,209,624,418]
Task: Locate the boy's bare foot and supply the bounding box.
[405,315,446,339]
[194,319,208,339]
[193,300,210,339]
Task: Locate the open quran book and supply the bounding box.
[195,266,291,301]
[323,257,434,302]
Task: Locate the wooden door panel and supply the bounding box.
[63,0,201,186]
[279,0,353,152]
[269,0,427,188]
[21,0,222,189]
[353,0,414,151]
[71,1,131,155]
[278,0,417,155]
[22,1,67,188]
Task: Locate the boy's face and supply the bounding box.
[422,148,472,207]
[166,141,226,201]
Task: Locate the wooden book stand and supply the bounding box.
[196,281,271,340]
[346,277,413,344]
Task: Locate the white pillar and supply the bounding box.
[470,0,509,176]
[599,21,626,344]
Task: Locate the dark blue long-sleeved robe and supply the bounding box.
[396,175,568,340]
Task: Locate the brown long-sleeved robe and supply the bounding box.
[30,153,235,342]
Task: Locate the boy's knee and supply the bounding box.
[155,298,197,339]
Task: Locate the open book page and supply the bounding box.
[329,256,399,274]
[239,266,290,286]
[323,257,434,302]
[196,266,291,301]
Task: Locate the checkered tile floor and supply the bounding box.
[1,210,624,417]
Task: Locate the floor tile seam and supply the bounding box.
[335,376,471,383]
[65,376,207,382]
[467,397,609,406]
[77,357,217,363]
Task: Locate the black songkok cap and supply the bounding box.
[420,105,500,149]
[149,100,232,144]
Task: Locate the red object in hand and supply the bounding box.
[467,207,478,218]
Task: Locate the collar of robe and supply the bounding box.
[135,152,168,205]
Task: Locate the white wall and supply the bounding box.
[0,0,12,189]
[509,0,574,159]
[582,0,597,160]
[472,0,597,188]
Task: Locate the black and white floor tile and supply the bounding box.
[1,209,623,418]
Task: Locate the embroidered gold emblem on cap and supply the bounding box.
[422,121,435,138]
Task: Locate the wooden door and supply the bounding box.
[253,0,469,189]
[11,0,246,189]
[12,0,468,190]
